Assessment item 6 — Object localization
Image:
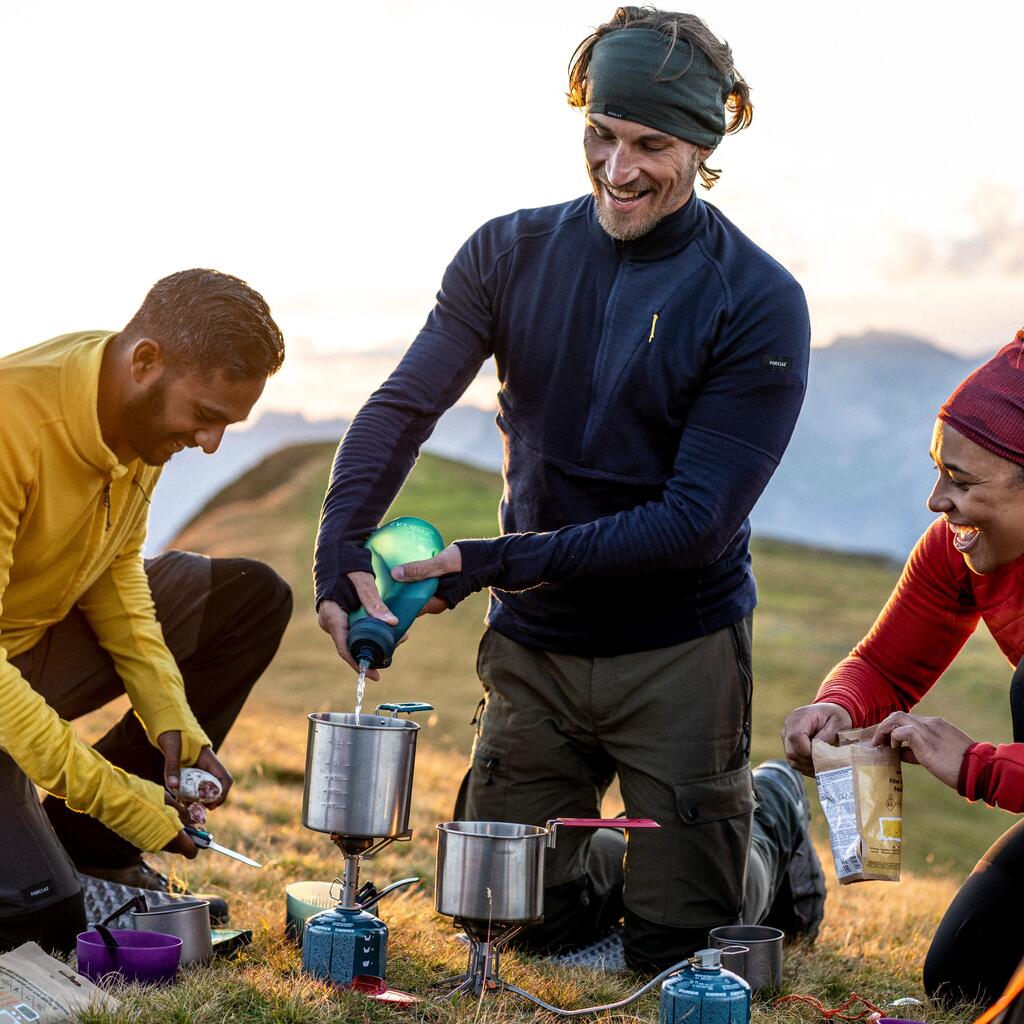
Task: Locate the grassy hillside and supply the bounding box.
[174,442,1016,876]
[77,443,1014,1023]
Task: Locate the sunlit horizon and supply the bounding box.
[3,0,1022,418]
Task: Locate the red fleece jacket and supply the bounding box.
[816,517,1024,812]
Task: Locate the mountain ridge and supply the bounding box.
[147,330,984,559]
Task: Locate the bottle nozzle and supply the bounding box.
[347,617,397,671]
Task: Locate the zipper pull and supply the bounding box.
[102,483,112,531]
[648,312,660,344]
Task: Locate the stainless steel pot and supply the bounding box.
[436,821,548,924]
[435,817,659,925]
[130,899,212,965]
[301,703,431,838]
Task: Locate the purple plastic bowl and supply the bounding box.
[76,929,182,984]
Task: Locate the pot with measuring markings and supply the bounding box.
[301,703,432,838]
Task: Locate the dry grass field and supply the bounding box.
[73,445,1017,1023]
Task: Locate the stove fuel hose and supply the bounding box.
[358,877,419,913]
[500,956,696,1017]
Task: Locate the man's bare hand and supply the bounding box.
[871,711,974,790]
[157,730,185,794]
[162,830,199,858]
[161,789,199,855]
[781,702,854,776]
[317,571,398,680]
[159,734,233,814]
[192,747,232,808]
[391,544,462,585]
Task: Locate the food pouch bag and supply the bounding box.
[811,726,903,883]
[0,941,118,1021]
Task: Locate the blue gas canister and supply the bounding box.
[660,948,751,1024]
[301,906,388,986]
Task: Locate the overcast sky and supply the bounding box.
[3,0,1022,416]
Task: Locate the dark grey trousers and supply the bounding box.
[455,619,786,970]
[0,551,291,953]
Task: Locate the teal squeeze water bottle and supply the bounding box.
[347,516,445,670]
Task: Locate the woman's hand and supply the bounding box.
[782,702,854,775]
[871,711,974,789]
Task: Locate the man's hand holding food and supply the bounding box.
[157,730,234,857]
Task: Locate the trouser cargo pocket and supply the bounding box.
[665,765,754,926]
[627,764,754,928]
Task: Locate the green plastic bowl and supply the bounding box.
[285,881,336,945]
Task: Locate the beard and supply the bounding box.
[119,378,177,466]
[592,182,662,241]
[588,150,700,242]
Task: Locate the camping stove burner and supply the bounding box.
[435,919,525,998]
[432,816,668,1013]
[437,919,705,1018]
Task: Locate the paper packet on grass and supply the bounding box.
[0,941,118,1022]
[812,726,903,883]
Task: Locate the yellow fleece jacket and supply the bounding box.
[0,331,211,852]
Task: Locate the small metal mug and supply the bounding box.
[707,924,784,992]
[131,899,213,965]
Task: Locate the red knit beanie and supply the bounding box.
[939,329,1024,467]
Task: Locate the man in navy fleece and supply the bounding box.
[314,7,819,970]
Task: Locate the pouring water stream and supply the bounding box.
[354,660,369,716]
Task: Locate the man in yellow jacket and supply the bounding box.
[0,269,292,953]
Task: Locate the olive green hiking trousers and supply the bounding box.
[455,618,782,970]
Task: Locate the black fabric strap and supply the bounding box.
[1010,658,1024,743]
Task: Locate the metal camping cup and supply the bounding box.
[435,817,659,924]
[302,703,431,838]
[707,925,784,992]
[130,899,213,965]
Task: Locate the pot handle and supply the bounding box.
[545,817,660,848]
[98,894,149,928]
[717,943,750,977]
[376,702,434,717]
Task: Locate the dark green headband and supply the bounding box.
[587,27,735,148]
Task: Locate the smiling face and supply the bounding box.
[120,358,264,466]
[583,112,712,241]
[928,419,1024,573]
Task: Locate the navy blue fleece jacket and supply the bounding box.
[314,193,810,656]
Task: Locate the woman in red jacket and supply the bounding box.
[783,330,1024,1006]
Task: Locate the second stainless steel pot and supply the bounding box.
[435,817,660,925]
[435,821,548,924]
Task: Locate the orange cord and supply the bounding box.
[971,961,1024,1024]
[772,965,1024,1024]
[771,992,887,1020]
